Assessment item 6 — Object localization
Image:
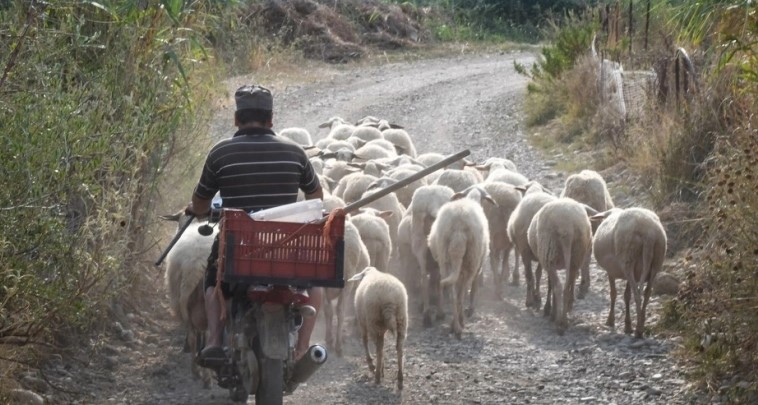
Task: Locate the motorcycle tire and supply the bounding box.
[255,356,283,405]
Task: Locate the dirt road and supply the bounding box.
[50,51,702,405]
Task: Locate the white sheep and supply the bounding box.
[278,127,313,147]
[417,152,468,170]
[486,167,529,187]
[591,207,667,338]
[527,198,594,334]
[322,194,346,212]
[326,123,356,141]
[322,161,361,186]
[408,185,455,325]
[350,126,384,148]
[428,186,492,339]
[367,166,428,208]
[352,143,397,162]
[433,168,482,193]
[364,138,399,155]
[560,169,615,299]
[323,219,370,356]
[507,191,556,309]
[350,208,393,272]
[382,128,417,157]
[359,188,405,248]
[480,181,522,297]
[160,212,216,388]
[319,116,350,130]
[349,267,408,390]
[315,137,336,150]
[333,172,379,204]
[473,157,518,176]
[395,213,420,296]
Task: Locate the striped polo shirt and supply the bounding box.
[193,126,321,211]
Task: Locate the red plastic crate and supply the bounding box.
[218,209,345,288]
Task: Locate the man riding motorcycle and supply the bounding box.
[184,84,324,366]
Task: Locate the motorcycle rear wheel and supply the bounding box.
[255,356,283,405]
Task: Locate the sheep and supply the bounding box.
[352,143,397,162]
[350,208,393,272]
[278,127,313,147]
[527,198,594,334]
[349,267,408,390]
[417,152,468,170]
[507,191,557,309]
[323,219,370,356]
[480,182,522,297]
[359,188,405,248]
[310,156,325,175]
[160,212,216,388]
[326,123,356,141]
[473,157,518,176]
[560,169,615,299]
[367,166,428,208]
[333,172,378,204]
[315,137,336,150]
[325,140,356,153]
[428,186,492,339]
[408,185,455,325]
[433,168,482,193]
[319,115,350,130]
[347,160,388,177]
[382,128,417,157]
[322,160,361,186]
[395,213,420,295]
[486,167,529,187]
[591,207,667,338]
[322,194,346,212]
[350,126,384,148]
[364,138,399,155]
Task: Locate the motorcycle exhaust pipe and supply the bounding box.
[286,345,327,392]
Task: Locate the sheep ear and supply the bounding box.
[378,210,394,219]
[160,212,182,222]
[484,195,499,207]
[451,192,466,201]
[389,123,404,129]
[582,204,599,217]
[514,185,528,195]
[348,268,370,282]
[318,121,331,128]
[590,209,613,222]
[320,151,337,160]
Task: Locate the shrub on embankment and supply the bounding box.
[519,1,758,402]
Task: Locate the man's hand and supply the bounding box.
[185,198,211,218]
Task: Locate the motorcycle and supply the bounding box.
[153,149,472,403]
[200,207,341,403]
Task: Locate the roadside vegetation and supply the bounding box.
[6,0,750,402]
[0,0,581,399]
[518,1,757,401]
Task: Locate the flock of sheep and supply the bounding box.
[161,115,668,391]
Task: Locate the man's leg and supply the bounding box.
[295,287,322,360]
[204,286,224,348]
[199,237,225,365]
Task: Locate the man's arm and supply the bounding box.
[186,193,213,218]
[304,187,323,201]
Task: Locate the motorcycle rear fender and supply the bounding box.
[257,303,289,360]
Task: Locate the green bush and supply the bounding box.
[0,1,214,347]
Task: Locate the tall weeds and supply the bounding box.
[0,1,217,357]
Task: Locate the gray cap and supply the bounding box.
[235,84,273,111]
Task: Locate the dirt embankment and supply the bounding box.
[25,51,708,405]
